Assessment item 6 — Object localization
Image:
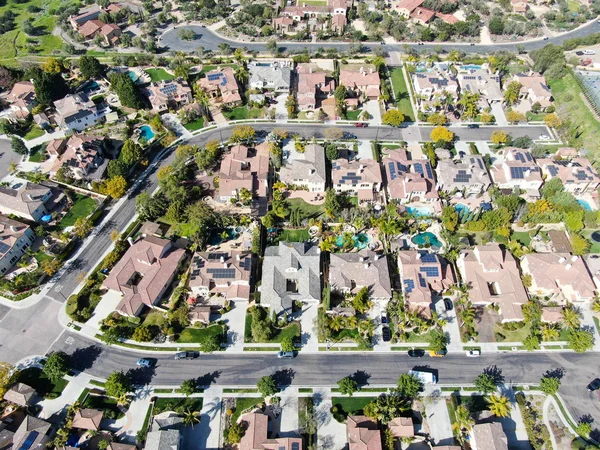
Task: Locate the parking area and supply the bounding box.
[0,138,23,182]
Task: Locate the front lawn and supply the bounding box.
[389,67,414,122]
[34,250,53,263]
[232,397,263,423]
[396,328,439,344]
[345,110,362,121]
[24,125,45,141]
[244,311,301,343]
[146,68,176,82]
[526,112,545,122]
[28,144,46,162]
[176,324,226,344]
[83,394,126,419]
[57,194,98,229]
[154,397,203,415]
[223,106,264,121]
[494,322,531,342]
[183,118,205,131]
[331,397,375,420]
[510,231,532,246]
[15,367,68,399]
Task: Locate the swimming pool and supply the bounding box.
[335,233,371,250]
[127,70,139,82]
[139,125,155,141]
[577,199,593,211]
[406,206,432,216]
[412,232,443,248]
[460,64,482,70]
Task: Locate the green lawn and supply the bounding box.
[287,198,325,219]
[279,228,310,242]
[83,394,125,419]
[183,118,205,131]
[34,250,53,263]
[389,67,415,122]
[232,397,263,423]
[510,231,532,246]
[526,112,545,122]
[244,311,301,343]
[15,367,68,398]
[176,324,226,344]
[157,216,198,238]
[494,322,532,342]
[398,327,439,344]
[199,64,239,75]
[345,109,362,121]
[223,106,264,121]
[331,397,375,418]
[146,68,176,82]
[24,125,45,141]
[28,144,46,162]
[57,194,97,229]
[550,74,600,161]
[154,397,203,415]
[582,230,600,253]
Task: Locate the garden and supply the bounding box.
[244,305,301,344]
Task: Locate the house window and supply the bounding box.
[487,282,500,296]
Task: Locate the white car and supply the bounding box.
[583,50,596,55]
[539,134,551,141]
[466,350,481,357]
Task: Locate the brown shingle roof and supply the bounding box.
[72,408,103,431]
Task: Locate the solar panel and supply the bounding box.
[241,257,252,271]
[515,152,525,163]
[414,163,424,175]
[292,443,300,450]
[420,266,440,277]
[404,279,415,293]
[510,167,525,179]
[207,268,236,279]
[207,253,227,260]
[388,162,397,180]
[17,431,39,450]
[420,253,437,263]
[425,163,433,178]
[525,152,533,162]
[207,73,222,81]
[0,242,10,254]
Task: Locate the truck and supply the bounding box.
[408,370,437,385]
[175,351,200,360]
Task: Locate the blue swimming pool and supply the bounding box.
[335,233,371,250]
[577,199,592,211]
[460,64,482,70]
[412,232,443,248]
[139,125,155,141]
[406,206,432,216]
[127,70,139,82]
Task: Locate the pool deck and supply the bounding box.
[449,193,491,210]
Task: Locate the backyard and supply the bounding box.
[175,324,226,344]
[389,67,415,122]
[15,367,68,399]
[57,194,98,230]
[146,68,176,82]
[277,228,310,242]
[286,198,325,219]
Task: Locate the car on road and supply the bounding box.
[343,132,357,139]
[175,351,200,360]
[587,378,600,391]
[429,349,447,357]
[466,349,481,357]
[539,134,551,140]
[136,358,153,368]
[408,349,425,358]
[277,351,295,359]
[468,124,479,128]
[354,122,368,128]
[543,36,549,40]
[583,50,596,55]
[576,51,584,56]
[381,311,388,324]
[443,298,453,311]
[382,326,392,342]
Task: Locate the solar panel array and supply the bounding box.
[547,165,558,177]
[420,253,437,263]
[404,279,415,293]
[207,268,236,279]
[420,266,440,277]
[453,169,472,183]
[340,171,362,185]
[388,162,397,180]
[207,73,223,82]
[0,241,10,255]
[425,162,433,178]
[575,170,592,180]
[510,167,529,179]
[241,257,252,271]
[18,431,39,450]
[514,152,525,163]
[418,275,427,288]
[414,163,423,175]
[555,160,581,167]
[159,83,178,96]
[207,253,228,260]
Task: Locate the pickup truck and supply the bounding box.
[175,351,200,360]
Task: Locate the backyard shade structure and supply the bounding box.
[72,408,104,431]
[3,383,36,406]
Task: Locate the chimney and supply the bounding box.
[566,264,572,270]
[220,256,225,263]
[9,225,18,232]
[558,256,566,263]
[364,263,370,269]
[359,164,365,170]
[236,254,241,261]
[359,256,365,262]
[360,66,364,73]
[309,168,315,175]
[223,262,228,268]
[309,67,313,73]
[369,67,374,74]
[374,254,381,260]
[571,255,578,262]
[416,252,421,259]
[127,237,134,246]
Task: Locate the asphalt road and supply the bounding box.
[159,20,600,54]
[52,331,600,428]
[0,138,22,181]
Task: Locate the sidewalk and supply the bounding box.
[38,372,92,421]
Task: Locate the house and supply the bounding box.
[188,305,211,325]
[261,242,321,316]
[331,13,348,34]
[511,72,553,109]
[239,412,303,450]
[436,12,460,24]
[78,19,104,39]
[0,215,36,276]
[248,61,292,93]
[69,4,103,29]
[332,158,382,203]
[216,143,270,208]
[3,383,35,406]
[72,408,103,431]
[435,155,492,195]
[100,23,122,46]
[456,66,503,107]
[10,416,52,449]
[46,138,67,157]
[296,63,336,111]
[7,81,37,119]
[347,416,382,450]
[145,78,193,113]
[198,67,242,106]
[537,157,600,195]
[383,148,439,204]
[103,236,186,317]
[388,417,415,438]
[145,430,181,450]
[54,93,103,132]
[188,251,252,304]
[279,143,327,193]
[520,253,596,302]
[410,7,436,24]
[273,16,296,34]
[412,71,459,108]
[339,64,380,102]
[393,0,425,17]
[0,182,54,222]
[398,251,455,317]
[457,244,529,322]
[329,250,392,302]
[48,134,108,181]
[490,147,543,193]
[511,0,529,13]
[471,423,508,450]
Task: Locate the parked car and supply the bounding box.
[382,326,392,342]
[587,379,600,391]
[443,298,453,311]
[354,122,368,128]
[136,358,153,368]
[543,36,549,40]
[468,124,479,129]
[408,349,425,358]
[381,311,388,324]
[576,51,584,56]
[466,349,481,357]
[175,351,200,360]
[583,50,596,55]
[429,349,447,357]
[277,351,295,359]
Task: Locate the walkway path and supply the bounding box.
[115,388,153,444]
[314,388,347,450]
[38,372,92,421]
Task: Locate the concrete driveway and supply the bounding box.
[274,93,288,121]
[222,300,248,351]
[362,100,382,125]
[0,138,22,181]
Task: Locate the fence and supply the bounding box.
[572,68,600,117]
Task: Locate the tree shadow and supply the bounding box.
[544,367,565,379]
[68,345,103,372]
[351,370,371,386]
[483,365,504,385]
[196,370,221,388]
[126,366,157,386]
[272,368,295,387]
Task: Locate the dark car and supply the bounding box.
[576,51,584,56]
[444,298,453,311]
[468,124,479,129]
[408,349,425,358]
[453,111,460,119]
[382,326,392,342]
[587,379,600,391]
[175,351,200,360]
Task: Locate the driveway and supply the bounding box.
[300,303,318,351]
[426,391,454,446]
[81,290,123,336]
[0,297,65,364]
[491,103,508,127]
[274,93,288,121]
[315,388,347,450]
[222,300,248,351]
[0,138,22,181]
[362,100,382,125]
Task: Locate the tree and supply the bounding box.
[441,205,459,232]
[363,393,410,424]
[121,139,143,166]
[198,332,222,352]
[0,362,14,397]
[324,143,339,161]
[576,421,592,437]
[42,58,62,74]
[281,336,295,352]
[570,233,590,256]
[43,352,69,383]
[474,373,497,394]
[182,408,201,427]
[107,159,129,178]
[487,394,510,417]
[544,113,562,128]
[352,286,371,314]
[324,188,341,219]
[523,333,541,351]
[396,373,421,401]
[105,370,131,398]
[101,176,128,198]
[490,130,509,145]
[337,376,359,396]
[178,28,196,40]
[430,126,454,143]
[109,73,144,109]
[452,404,474,434]
[230,125,255,144]
[11,137,27,155]
[561,305,581,329]
[503,81,521,105]
[266,39,278,54]
[79,55,104,79]
[568,328,594,353]
[73,217,93,238]
[427,112,447,126]
[132,326,153,342]
[382,109,405,127]
[506,110,526,124]
[429,330,448,353]
[257,375,278,397]
[225,422,245,443]
[180,379,197,397]
[539,376,561,395]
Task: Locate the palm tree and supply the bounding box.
[592,299,600,314]
[319,236,336,253]
[358,320,375,337]
[330,315,345,332]
[194,87,211,120]
[541,323,560,342]
[182,408,201,427]
[561,304,581,329]
[487,394,511,418]
[235,66,249,86]
[117,393,130,407]
[8,162,18,173]
[452,404,474,433]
